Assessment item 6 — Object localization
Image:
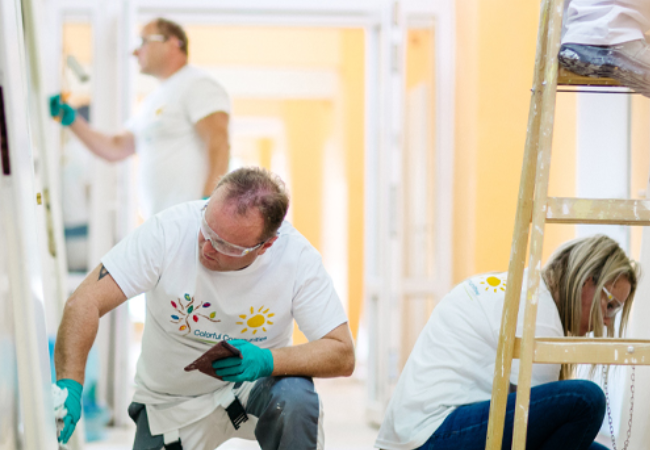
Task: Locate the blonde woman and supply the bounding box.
[375,235,638,450]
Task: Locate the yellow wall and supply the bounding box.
[453,0,480,282]
[473,0,538,276]
[62,23,92,64]
[341,30,366,340]
[454,1,578,283]
[187,26,342,68]
[283,100,331,252]
[543,95,577,262]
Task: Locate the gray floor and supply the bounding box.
[86,377,379,450]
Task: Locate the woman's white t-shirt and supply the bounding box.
[375,271,564,450]
[127,65,231,218]
[101,200,348,433]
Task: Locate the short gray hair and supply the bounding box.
[154,18,188,56]
[215,167,290,240]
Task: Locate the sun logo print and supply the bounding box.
[237,306,275,335]
[480,275,507,293]
[170,293,220,336]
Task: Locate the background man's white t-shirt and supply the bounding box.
[101,200,348,434]
[127,65,231,218]
[375,271,564,450]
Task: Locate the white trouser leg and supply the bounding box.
[168,382,258,450]
[174,405,258,450]
[562,0,650,46]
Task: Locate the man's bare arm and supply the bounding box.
[270,323,355,378]
[195,111,230,197]
[69,115,136,162]
[54,264,127,383]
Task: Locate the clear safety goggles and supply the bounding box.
[602,286,624,318]
[137,34,166,48]
[200,206,266,257]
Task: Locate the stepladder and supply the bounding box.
[485,0,650,449]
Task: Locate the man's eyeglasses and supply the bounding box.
[138,34,166,48]
[602,286,624,318]
[200,206,267,258]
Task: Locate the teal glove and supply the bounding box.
[212,340,274,382]
[49,94,76,126]
[56,379,82,444]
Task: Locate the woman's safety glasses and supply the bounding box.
[200,206,266,257]
[602,286,624,318]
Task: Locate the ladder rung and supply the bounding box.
[546,197,650,225]
[513,337,650,365]
[557,67,622,87]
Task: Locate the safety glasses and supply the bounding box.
[602,286,624,319]
[200,206,266,257]
[138,34,166,48]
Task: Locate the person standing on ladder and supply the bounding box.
[374,235,638,450]
[559,0,650,96]
[49,18,231,218]
[54,167,355,448]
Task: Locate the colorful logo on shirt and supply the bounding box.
[170,293,220,336]
[155,106,164,116]
[480,275,507,293]
[236,306,275,335]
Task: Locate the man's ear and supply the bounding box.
[257,236,278,255]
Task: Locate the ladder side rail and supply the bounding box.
[511,0,565,448]
[485,0,553,448]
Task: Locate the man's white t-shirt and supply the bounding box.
[101,200,348,434]
[127,65,230,218]
[375,271,564,450]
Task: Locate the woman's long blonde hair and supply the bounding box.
[542,235,640,380]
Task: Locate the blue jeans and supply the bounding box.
[417,380,608,450]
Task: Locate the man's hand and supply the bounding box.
[49,94,76,126]
[212,340,274,382]
[55,379,82,443]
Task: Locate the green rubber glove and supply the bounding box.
[49,94,76,126]
[212,340,274,382]
[56,379,82,444]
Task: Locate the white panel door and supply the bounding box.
[0,0,58,447]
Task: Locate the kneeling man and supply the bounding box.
[54,167,355,450]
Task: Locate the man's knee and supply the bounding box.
[248,376,322,449]
[260,376,319,420]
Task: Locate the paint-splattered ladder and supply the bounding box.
[485,0,650,449]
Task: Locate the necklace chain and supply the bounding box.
[604,365,635,450]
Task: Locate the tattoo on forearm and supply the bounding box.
[98,264,110,281]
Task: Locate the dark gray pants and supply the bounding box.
[128,376,322,450]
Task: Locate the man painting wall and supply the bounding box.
[50,18,230,218]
